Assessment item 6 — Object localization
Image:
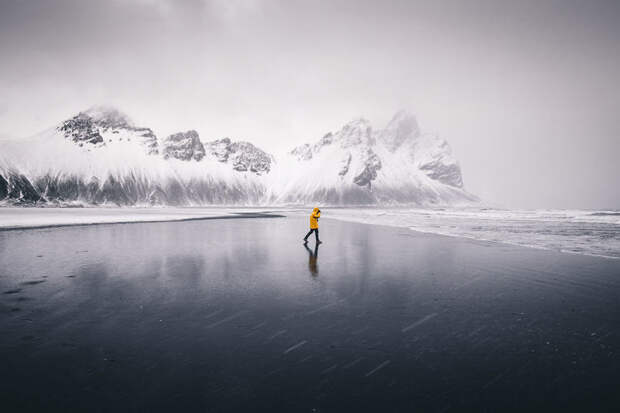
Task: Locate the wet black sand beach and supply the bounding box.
[1,215,619,412]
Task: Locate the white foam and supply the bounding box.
[324,207,620,259]
[0,207,263,230]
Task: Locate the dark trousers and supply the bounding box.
[304,228,319,242]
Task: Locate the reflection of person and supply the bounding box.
[303,207,322,244]
[304,242,320,275]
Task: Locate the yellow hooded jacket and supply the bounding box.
[309,207,320,229]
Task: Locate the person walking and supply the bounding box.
[303,207,322,244]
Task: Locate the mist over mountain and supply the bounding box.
[0,107,477,206]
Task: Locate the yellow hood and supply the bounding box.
[309,207,320,229]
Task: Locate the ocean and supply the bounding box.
[326,208,620,259]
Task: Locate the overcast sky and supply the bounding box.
[1,0,619,209]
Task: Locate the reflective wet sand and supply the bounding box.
[1,216,619,411]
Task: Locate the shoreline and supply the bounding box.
[0,213,285,232]
[321,210,620,260]
[0,206,618,260]
[325,218,620,261]
[0,207,287,232]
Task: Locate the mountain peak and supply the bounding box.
[391,109,416,121]
[337,117,373,148]
[204,137,273,175]
[162,130,205,161]
[379,109,420,151]
[345,117,371,127]
[83,106,133,129]
[57,106,158,154]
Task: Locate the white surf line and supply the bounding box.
[283,340,308,354]
[264,367,287,379]
[298,355,313,364]
[242,330,258,339]
[251,321,267,330]
[321,364,339,375]
[305,298,346,315]
[204,309,224,320]
[401,313,438,333]
[267,329,287,340]
[205,311,245,329]
[0,213,241,231]
[343,357,364,369]
[242,321,268,338]
[365,360,391,377]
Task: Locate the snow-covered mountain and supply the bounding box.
[59,107,159,155]
[0,107,477,206]
[270,110,475,204]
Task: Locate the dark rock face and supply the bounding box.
[205,138,234,162]
[0,170,44,203]
[229,142,272,174]
[290,133,336,161]
[58,114,104,146]
[419,159,463,188]
[292,119,382,188]
[30,173,265,206]
[205,138,273,175]
[0,174,8,199]
[89,107,132,130]
[338,154,352,177]
[57,108,159,154]
[0,170,267,206]
[290,143,313,161]
[320,132,334,145]
[353,151,382,188]
[162,130,205,161]
[133,128,159,155]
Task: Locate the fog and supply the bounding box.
[1,0,619,209]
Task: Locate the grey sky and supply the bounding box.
[1,0,619,209]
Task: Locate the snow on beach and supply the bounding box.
[0,207,272,230]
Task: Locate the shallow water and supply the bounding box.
[1,216,619,411]
[327,208,620,259]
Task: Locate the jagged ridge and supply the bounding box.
[0,107,477,206]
